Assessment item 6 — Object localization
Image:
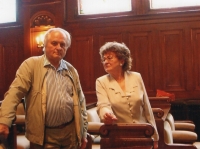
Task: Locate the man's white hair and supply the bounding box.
[43,27,71,51]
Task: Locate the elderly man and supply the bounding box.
[0,28,88,149]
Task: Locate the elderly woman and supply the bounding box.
[95,41,159,147]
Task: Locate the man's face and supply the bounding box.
[45,31,68,64]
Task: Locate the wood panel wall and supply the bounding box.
[0,27,24,99]
[0,0,200,104]
[66,15,200,103]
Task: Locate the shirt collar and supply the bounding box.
[43,55,68,71]
[108,71,137,96]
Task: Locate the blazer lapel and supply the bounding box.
[125,71,138,94]
[108,75,126,96]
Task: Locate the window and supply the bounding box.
[0,0,16,23]
[151,0,200,9]
[79,0,132,15]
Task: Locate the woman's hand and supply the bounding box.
[103,112,118,125]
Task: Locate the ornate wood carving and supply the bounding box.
[30,11,55,28]
[153,108,165,118]
[99,123,154,149]
[31,15,54,27]
[149,97,171,120]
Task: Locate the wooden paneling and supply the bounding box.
[191,29,200,91]
[0,27,24,100]
[129,31,155,92]
[0,44,5,99]
[159,29,185,91]
[1,0,200,103]
[69,36,94,92]
[65,20,200,102]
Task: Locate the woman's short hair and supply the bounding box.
[99,41,132,71]
[43,27,71,50]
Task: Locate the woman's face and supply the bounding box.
[102,51,124,74]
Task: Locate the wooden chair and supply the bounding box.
[99,123,155,149]
[85,133,93,149]
[87,103,102,149]
[86,97,200,149]
[166,113,197,144]
[86,103,156,149]
[166,113,195,132]
[164,120,200,149]
[0,101,17,149]
[15,101,30,149]
[151,98,200,149]
[1,123,17,149]
[0,99,30,149]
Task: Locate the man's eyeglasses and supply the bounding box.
[101,55,114,63]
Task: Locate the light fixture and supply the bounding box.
[36,33,45,48]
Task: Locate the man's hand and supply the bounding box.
[154,141,158,149]
[0,124,9,139]
[80,137,88,149]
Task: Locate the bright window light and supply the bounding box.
[151,0,200,9]
[79,0,132,15]
[0,0,16,23]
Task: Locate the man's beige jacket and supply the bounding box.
[0,55,88,146]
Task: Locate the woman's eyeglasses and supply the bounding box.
[101,55,114,63]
